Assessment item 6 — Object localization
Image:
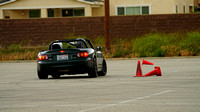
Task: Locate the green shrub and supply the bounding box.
[132,33,171,57]
[111,39,131,57]
[180,32,200,55]
[94,36,105,51]
[10,44,20,52]
[154,48,165,57]
[94,36,105,46]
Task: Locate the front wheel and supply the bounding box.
[88,58,98,78]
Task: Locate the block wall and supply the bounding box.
[0,14,200,46]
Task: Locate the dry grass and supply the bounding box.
[0,45,46,61]
[161,45,180,56]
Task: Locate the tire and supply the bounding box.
[98,59,107,76]
[37,70,48,79]
[51,74,61,79]
[88,58,98,78]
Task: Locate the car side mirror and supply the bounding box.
[96,46,102,51]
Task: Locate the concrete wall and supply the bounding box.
[0,14,200,46]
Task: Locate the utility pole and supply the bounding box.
[104,0,111,54]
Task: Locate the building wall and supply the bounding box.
[54,9,61,18]
[0,14,200,46]
[150,0,175,14]
[110,0,173,15]
[92,6,104,17]
[0,0,93,19]
[9,10,29,19]
[0,0,86,8]
[85,5,92,16]
[109,0,193,15]
[0,0,194,19]
[174,0,194,13]
[0,9,3,18]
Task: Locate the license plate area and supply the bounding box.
[57,54,68,61]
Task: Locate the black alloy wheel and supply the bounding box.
[98,59,107,76]
[88,58,98,78]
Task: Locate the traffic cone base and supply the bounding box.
[155,66,162,76]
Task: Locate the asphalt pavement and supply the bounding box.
[0,57,200,112]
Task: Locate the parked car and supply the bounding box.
[37,38,107,79]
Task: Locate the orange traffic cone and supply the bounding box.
[142,59,154,65]
[134,60,143,77]
[144,66,162,77]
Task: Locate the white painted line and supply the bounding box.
[54,104,103,107]
[154,103,200,106]
[78,90,172,112]
[119,90,172,104]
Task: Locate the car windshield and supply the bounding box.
[50,40,88,50]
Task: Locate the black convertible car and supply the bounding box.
[37,38,107,79]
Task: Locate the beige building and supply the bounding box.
[111,0,194,15]
[0,0,104,19]
[0,0,194,19]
